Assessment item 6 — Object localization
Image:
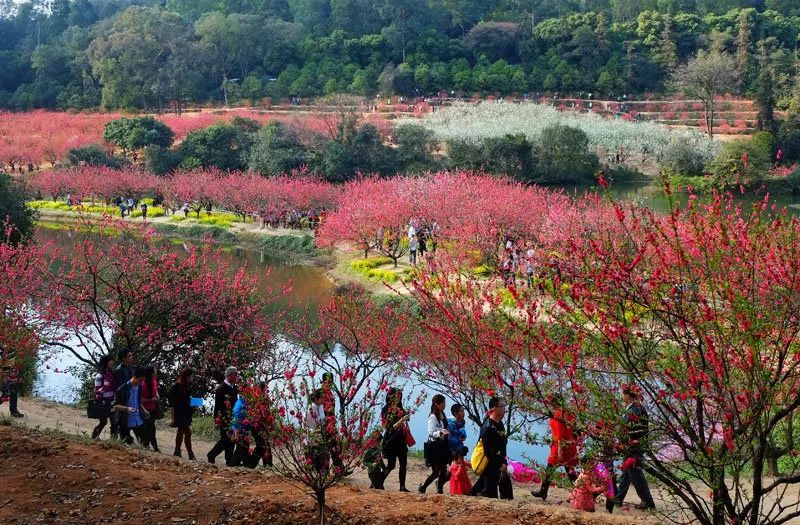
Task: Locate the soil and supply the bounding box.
[0,399,657,525]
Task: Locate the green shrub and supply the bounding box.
[365,268,399,283]
[472,264,493,276]
[751,130,776,158]
[351,257,393,273]
[785,167,800,194]
[706,138,771,189]
[664,140,708,177]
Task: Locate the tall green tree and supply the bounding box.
[755,66,777,133]
[87,7,195,110]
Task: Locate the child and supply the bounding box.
[449,451,472,496]
[363,431,386,490]
[570,459,608,513]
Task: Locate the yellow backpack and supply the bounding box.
[471,438,487,475]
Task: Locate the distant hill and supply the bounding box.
[0,1,798,111]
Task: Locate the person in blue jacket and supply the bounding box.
[449,403,468,457]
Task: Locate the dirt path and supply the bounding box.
[0,398,657,524]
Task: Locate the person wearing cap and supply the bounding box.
[207,366,239,465]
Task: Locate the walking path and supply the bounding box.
[2,397,657,522]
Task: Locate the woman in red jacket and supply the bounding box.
[531,394,579,500]
[140,365,160,452]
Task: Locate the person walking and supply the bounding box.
[409,235,419,266]
[140,202,148,221]
[615,387,656,510]
[0,347,24,418]
[169,368,196,460]
[140,365,160,452]
[448,450,472,496]
[419,394,451,494]
[531,394,579,500]
[471,397,512,499]
[381,388,411,492]
[448,403,468,457]
[111,349,134,439]
[113,366,149,445]
[91,355,116,439]
[207,367,239,465]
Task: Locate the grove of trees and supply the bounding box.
[1,1,800,109]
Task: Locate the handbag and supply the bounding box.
[424,438,449,466]
[86,399,105,420]
[401,423,416,447]
[153,403,165,420]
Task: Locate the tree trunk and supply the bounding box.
[316,487,326,525]
[711,467,726,525]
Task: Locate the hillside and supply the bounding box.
[1,1,799,111]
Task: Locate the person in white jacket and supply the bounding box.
[419,394,452,494]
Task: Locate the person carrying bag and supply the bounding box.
[419,394,452,494]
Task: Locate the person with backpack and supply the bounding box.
[91,355,116,439]
[419,394,451,494]
[615,387,656,510]
[531,394,579,500]
[113,366,150,445]
[471,396,512,499]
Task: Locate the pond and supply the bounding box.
[582,180,800,215]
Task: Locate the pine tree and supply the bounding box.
[755,66,776,132]
[653,13,678,71]
[735,9,753,92]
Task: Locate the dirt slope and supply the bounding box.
[0,423,656,525]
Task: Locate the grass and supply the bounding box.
[253,234,318,259]
[350,256,393,273]
[170,212,238,228]
[349,256,412,283]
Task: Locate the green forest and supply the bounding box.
[1,0,800,110]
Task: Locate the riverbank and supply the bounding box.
[0,398,656,524]
[33,207,413,297]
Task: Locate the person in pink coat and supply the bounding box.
[449,452,472,496]
[570,460,608,513]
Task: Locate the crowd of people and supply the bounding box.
[365,387,654,514]
[80,348,655,515]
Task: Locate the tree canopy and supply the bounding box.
[1,1,799,109]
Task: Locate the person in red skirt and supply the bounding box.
[530,394,579,500]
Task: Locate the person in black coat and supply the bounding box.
[471,396,513,499]
[111,349,134,439]
[207,366,239,466]
[170,367,195,460]
[381,387,411,492]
